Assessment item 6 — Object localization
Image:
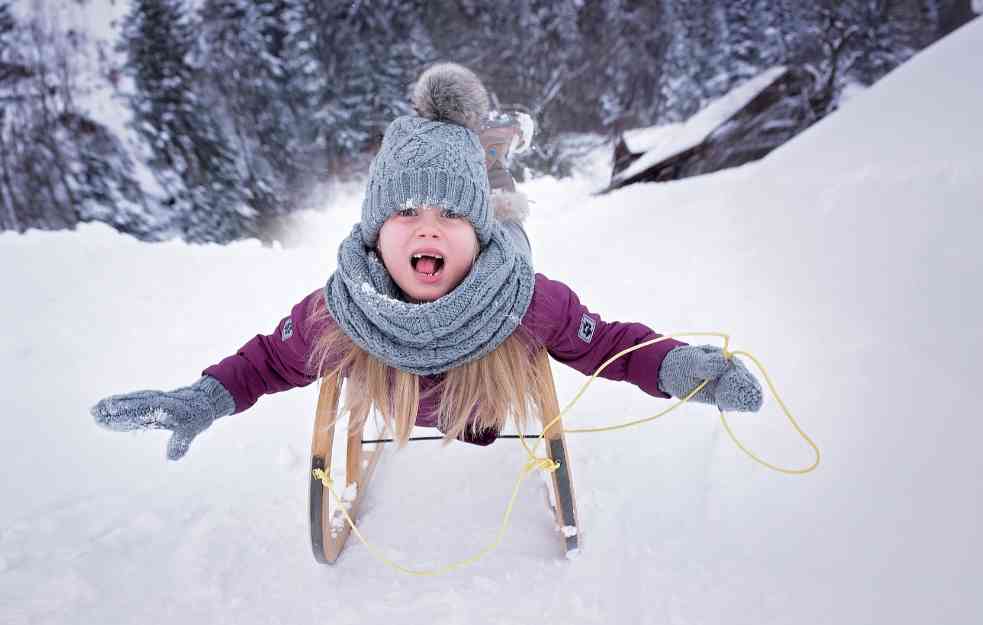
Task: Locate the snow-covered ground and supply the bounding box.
[2,17,982,625]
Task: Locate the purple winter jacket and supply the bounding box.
[202,273,686,445]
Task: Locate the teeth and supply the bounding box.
[410,252,444,277]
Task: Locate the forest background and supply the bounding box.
[0,0,978,244]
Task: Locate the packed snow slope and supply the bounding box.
[2,19,981,625]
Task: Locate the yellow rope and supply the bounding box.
[557,334,820,474]
[313,331,820,575]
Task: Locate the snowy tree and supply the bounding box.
[0,10,155,237]
[54,111,161,238]
[0,0,15,67]
[568,0,669,133]
[0,0,23,231]
[284,0,435,174]
[2,0,961,238]
[199,0,300,241]
[121,0,253,243]
[656,0,736,120]
[0,14,79,231]
[721,0,770,85]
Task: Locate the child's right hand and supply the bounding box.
[90,376,235,460]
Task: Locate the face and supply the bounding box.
[375,204,480,303]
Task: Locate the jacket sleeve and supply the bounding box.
[202,288,332,414]
[521,273,688,399]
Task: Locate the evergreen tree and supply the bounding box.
[199,0,299,239]
[581,0,669,132]
[55,112,162,239]
[0,1,14,56]
[658,0,706,120]
[121,0,252,243]
[723,0,768,84]
[285,0,435,175]
[0,1,22,231]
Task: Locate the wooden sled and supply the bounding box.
[308,350,581,564]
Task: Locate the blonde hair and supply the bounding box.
[304,294,555,445]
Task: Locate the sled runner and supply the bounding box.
[308,349,581,564]
[537,350,582,558]
[308,374,386,564]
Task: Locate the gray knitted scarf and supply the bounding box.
[324,221,535,376]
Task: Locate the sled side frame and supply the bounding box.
[309,376,385,564]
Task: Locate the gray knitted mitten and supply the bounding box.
[658,345,764,412]
[90,375,236,460]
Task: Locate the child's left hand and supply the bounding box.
[658,345,764,412]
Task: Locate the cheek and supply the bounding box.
[376,225,398,263]
[464,229,479,257]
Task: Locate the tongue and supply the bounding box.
[416,257,438,274]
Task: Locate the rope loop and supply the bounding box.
[524,457,559,474]
[312,468,332,487]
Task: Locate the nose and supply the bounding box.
[413,207,443,238]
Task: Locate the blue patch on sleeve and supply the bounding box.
[281,318,294,341]
[577,313,595,344]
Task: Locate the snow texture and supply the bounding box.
[2,17,983,625]
[621,122,684,154]
[330,483,359,534]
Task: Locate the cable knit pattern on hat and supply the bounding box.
[358,115,492,248]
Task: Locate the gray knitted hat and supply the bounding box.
[359,63,493,249]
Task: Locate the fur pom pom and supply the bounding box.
[412,63,489,132]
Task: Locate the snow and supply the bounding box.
[514,112,536,155]
[614,66,788,185]
[330,483,359,534]
[2,18,983,625]
[621,122,684,154]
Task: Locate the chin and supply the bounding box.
[407,288,449,303]
[392,268,464,303]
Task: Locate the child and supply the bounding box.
[91,63,763,461]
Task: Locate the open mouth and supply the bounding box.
[410,253,445,277]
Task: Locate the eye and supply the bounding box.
[441,209,464,219]
[396,207,417,217]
